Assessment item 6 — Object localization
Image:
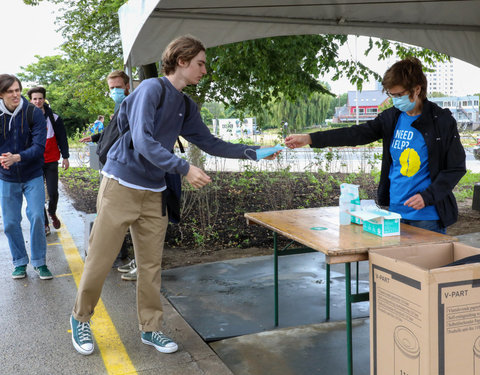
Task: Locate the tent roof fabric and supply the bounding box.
[118,0,480,68]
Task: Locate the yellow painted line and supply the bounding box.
[54,273,73,278]
[57,214,137,375]
[47,242,61,246]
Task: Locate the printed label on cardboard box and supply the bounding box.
[371,263,480,375]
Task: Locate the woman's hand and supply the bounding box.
[284,134,312,149]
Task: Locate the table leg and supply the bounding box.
[274,231,279,327]
[356,262,359,294]
[326,263,330,320]
[345,262,353,375]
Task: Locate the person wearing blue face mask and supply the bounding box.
[285,57,466,234]
[80,70,130,144]
[80,70,134,278]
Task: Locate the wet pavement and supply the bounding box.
[1,183,479,375]
[0,186,232,375]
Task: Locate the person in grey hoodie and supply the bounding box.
[70,35,279,356]
[0,74,52,280]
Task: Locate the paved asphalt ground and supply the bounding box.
[0,185,233,375]
[2,179,479,375]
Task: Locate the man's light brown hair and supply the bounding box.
[161,35,205,75]
[107,70,129,85]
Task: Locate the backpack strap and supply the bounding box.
[26,103,35,130]
[157,78,166,110]
[157,77,189,154]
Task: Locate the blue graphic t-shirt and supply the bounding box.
[389,112,439,220]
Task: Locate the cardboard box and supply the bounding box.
[369,242,480,375]
[351,209,401,237]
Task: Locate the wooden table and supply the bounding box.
[245,206,457,375]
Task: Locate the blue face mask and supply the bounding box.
[392,94,416,113]
[109,88,126,104]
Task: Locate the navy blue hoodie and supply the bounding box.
[0,96,46,183]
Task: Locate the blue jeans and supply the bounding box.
[0,176,47,267]
[401,219,446,234]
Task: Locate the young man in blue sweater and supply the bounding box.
[70,35,279,356]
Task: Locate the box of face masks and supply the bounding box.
[351,208,401,237]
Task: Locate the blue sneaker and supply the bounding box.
[141,331,178,353]
[70,315,94,355]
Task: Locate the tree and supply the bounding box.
[18,54,115,135]
[428,91,447,98]
[254,91,333,131]
[200,107,214,126]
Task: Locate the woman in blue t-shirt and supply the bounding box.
[285,57,466,234]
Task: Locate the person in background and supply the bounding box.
[285,57,466,234]
[0,74,52,280]
[89,115,104,135]
[27,87,69,235]
[79,70,135,279]
[69,34,279,356]
[79,70,130,144]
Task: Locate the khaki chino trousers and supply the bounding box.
[73,177,168,332]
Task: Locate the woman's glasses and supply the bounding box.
[386,89,409,98]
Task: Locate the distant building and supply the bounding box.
[333,90,389,123]
[429,95,480,128]
[425,61,456,96]
[212,117,258,140]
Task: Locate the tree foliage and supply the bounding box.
[255,91,334,130]
[18,53,116,135]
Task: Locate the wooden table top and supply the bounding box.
[245,207,457,264]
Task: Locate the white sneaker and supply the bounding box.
[121,267,137,281]
[117,259,136,273]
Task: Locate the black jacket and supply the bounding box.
[310,99,466,227]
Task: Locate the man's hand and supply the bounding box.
[62,159,70,170]
[185,165,212,189]
[0,152,20,170]
[262,149,282,160]
[404,193,425,210]
[79,136,92,143]
[284,134,312,149]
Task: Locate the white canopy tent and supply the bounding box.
[118,0,480,71]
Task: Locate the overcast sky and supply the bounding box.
[2,1,480,96]
[0,1,63,75]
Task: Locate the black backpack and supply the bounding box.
[96,78,190,223]
[96,110,121,165]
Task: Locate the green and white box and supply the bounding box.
[351,209,401,237]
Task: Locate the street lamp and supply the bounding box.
[281,120,288,138]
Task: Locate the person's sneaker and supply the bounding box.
[12,265,27,279]
[49,213,61,229]
[33,265,53,280]
[141,331,178,353]
[117,259,136,273]
[70,315,94,355]
[121,267,137,281]
[45,225,51,236]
